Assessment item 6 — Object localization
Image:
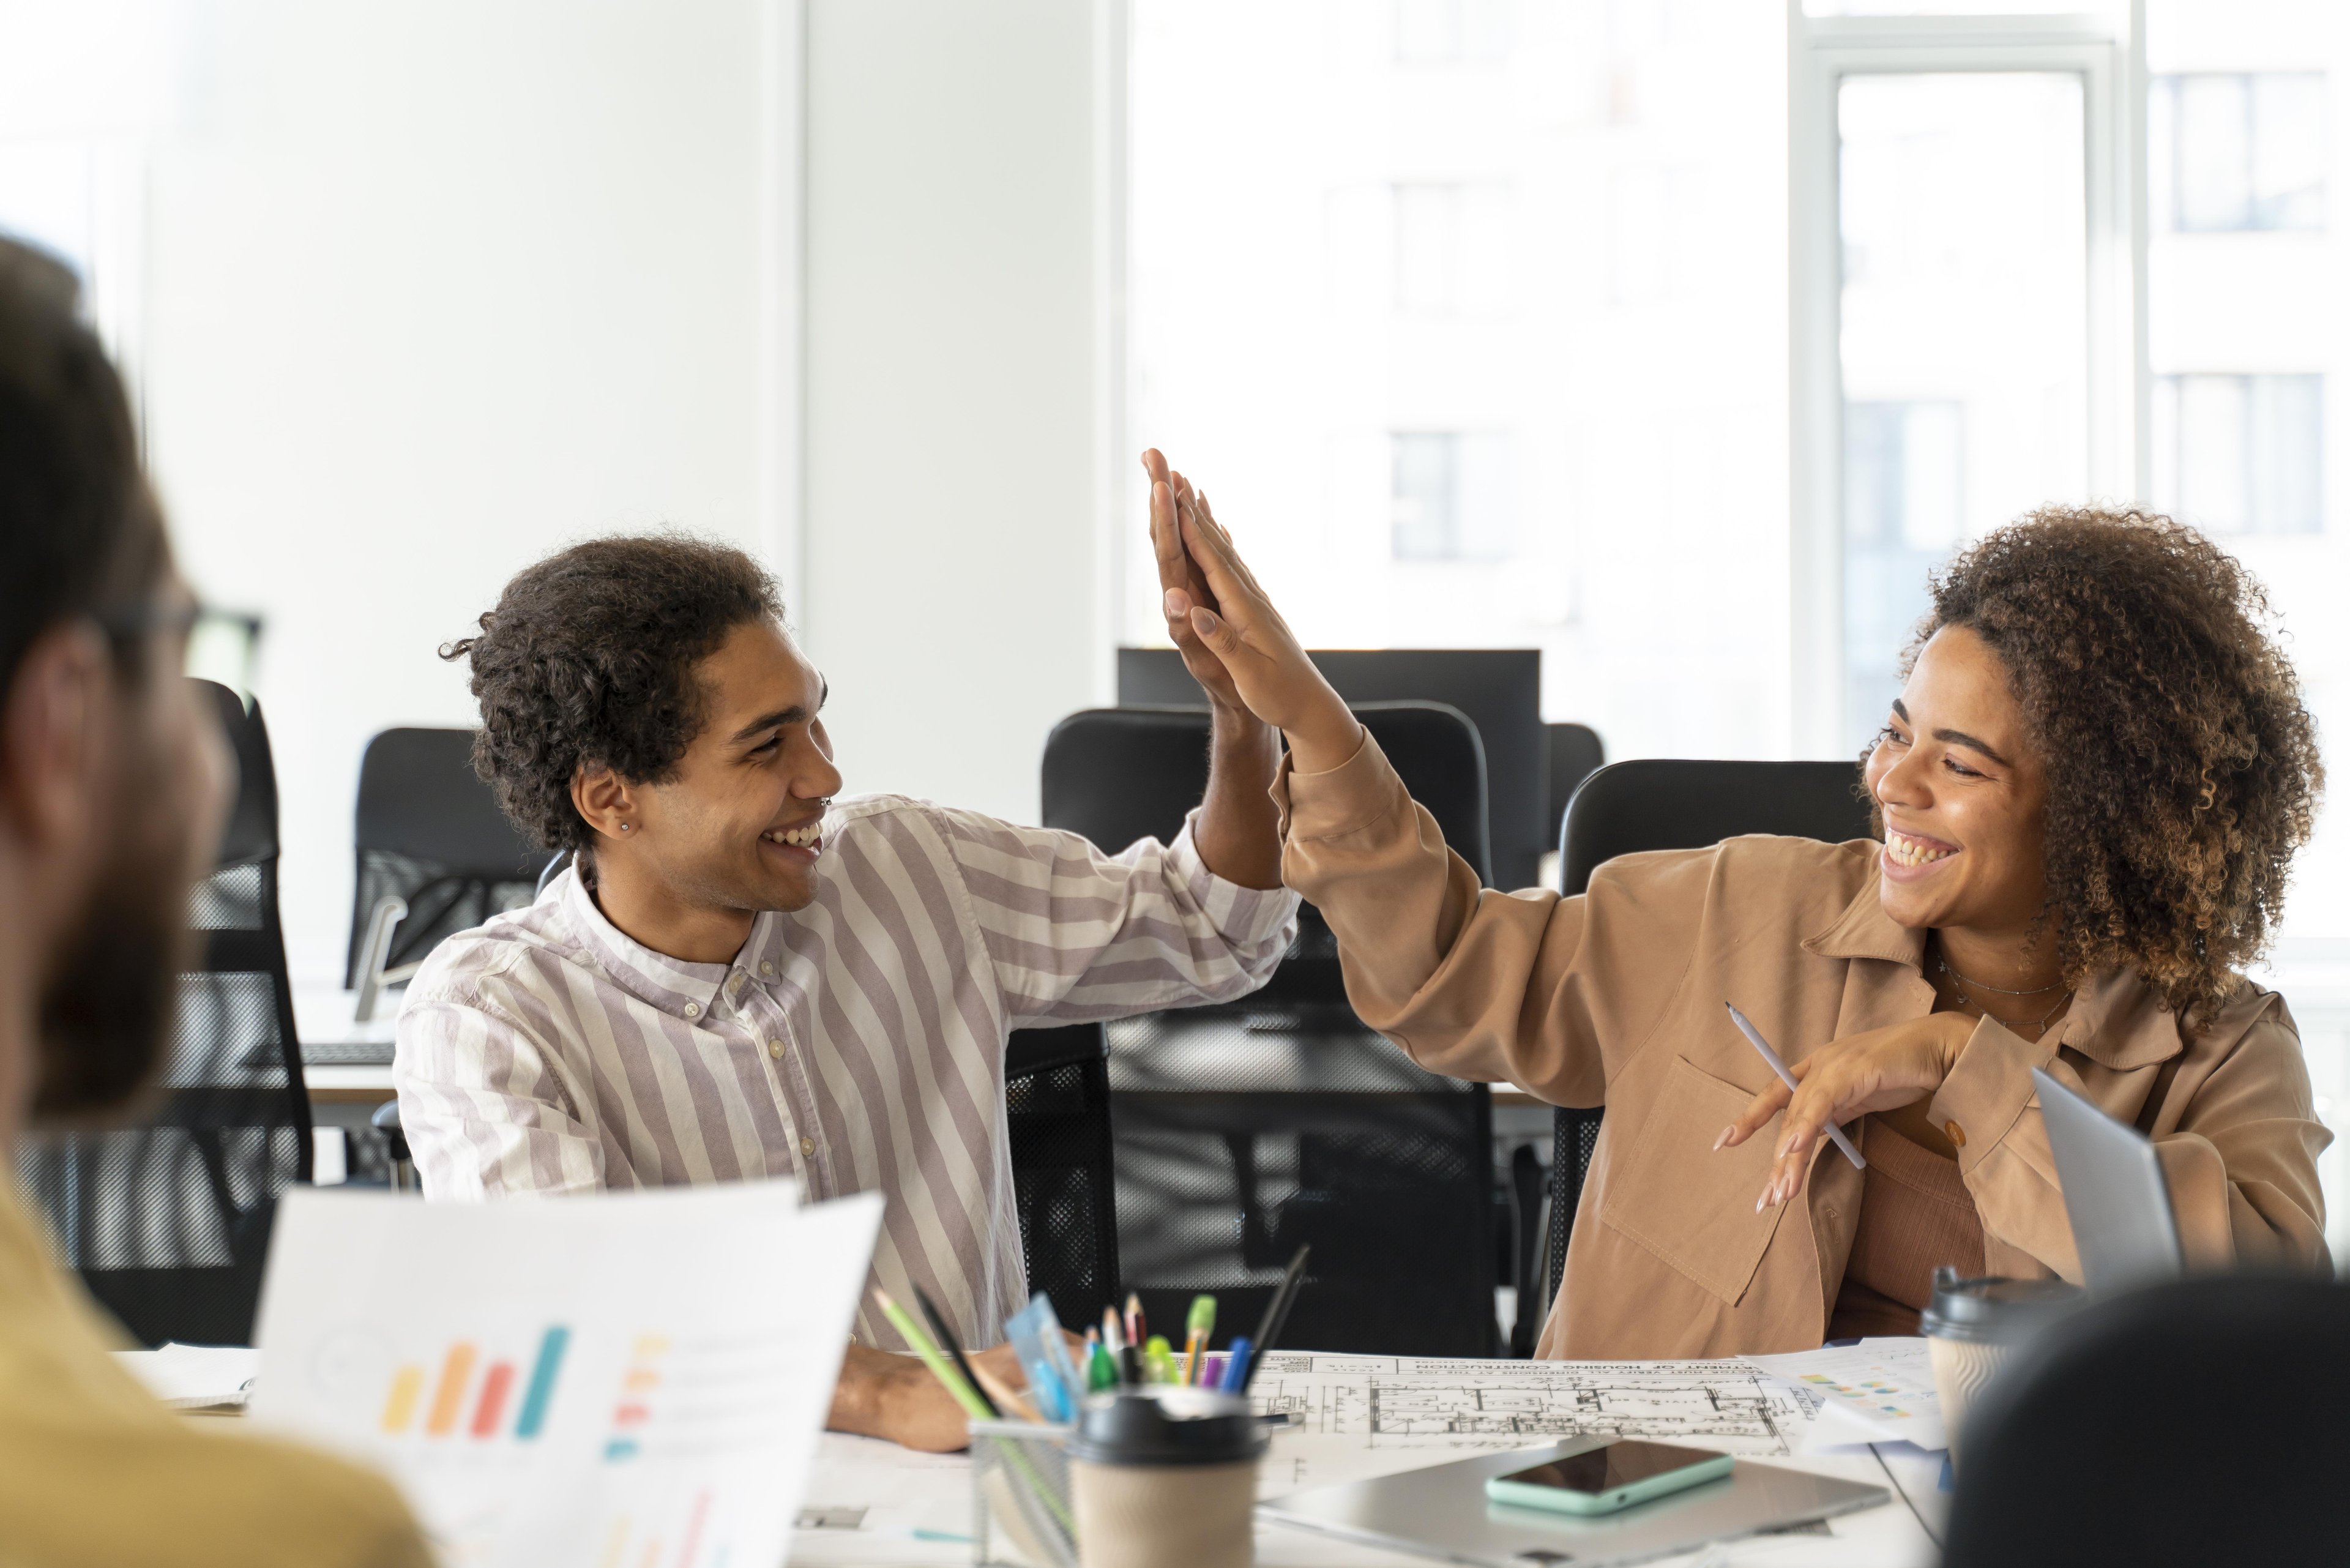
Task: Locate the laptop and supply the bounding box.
[2031,1066,2187,1293]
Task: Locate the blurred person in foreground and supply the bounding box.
[1146,452,2329,1355]
[0,237,427,1564]
[398,465,1295,1450]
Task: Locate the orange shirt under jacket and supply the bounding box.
[1274,732,2332,1360]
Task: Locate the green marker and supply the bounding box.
[1182,1294,1216,1386]
[1143,1335,1174,1384]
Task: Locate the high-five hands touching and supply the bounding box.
[1140,449,1363,773]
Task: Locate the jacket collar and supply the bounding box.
[1799,862,2187,1072]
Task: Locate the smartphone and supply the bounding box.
[1484,1441,1736,1516]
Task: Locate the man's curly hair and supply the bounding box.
[1901,509,2321,1024]
[442,535,781,862]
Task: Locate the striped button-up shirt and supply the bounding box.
[394,794,1297,1348]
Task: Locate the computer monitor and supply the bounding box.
[1117,647,1546,890]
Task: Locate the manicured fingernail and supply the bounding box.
[1713,1126,1733,1151]
[1755,1192,1767,1213]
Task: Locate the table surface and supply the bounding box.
[789,1427,1948,1567]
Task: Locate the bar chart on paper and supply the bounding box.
[250,1185,884,1568]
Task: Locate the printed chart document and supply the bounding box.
[1741,1339,1947,1452]
[250,1181,880,1568]
[111,1342,261,1408]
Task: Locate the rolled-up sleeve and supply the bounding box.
[1275,730,1714,1105]
[394,962,606,1200]
[945,806,1300,1028]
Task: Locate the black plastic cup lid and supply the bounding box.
[1920,1267,2083,1344]
[1064,1387,1269,1468]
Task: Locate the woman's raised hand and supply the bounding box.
[1141,450,1362,771]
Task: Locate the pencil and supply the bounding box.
[870,1287,990,1420]
[912,1283,999,1420]
[1182,1295,1215,1386]
[1239,1245,1310,1394]
[1725,1003,1866,1170]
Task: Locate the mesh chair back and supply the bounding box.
[347,727,548,985]
[1542,759,1876,1316]
[1041,702,1501,1356]
[18,682,311,1346]
[1003,1023,1120,1330]
[1946,1275,2350,1566]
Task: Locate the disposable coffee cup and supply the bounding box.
[1066,1386,1267,1568]
[1920,1267,2080,1466]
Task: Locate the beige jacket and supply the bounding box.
[1276,733,2332,1359]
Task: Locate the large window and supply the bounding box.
[1127,0,1792,759]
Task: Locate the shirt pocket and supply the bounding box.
[1599,1055,1791,1307]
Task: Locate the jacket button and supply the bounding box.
[1945,1119,1966,1148]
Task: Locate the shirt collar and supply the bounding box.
[558,865,733,1020]
[1799,860,2187,1071]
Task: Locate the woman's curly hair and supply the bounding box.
[442,534,781,862]
[1904,509,2321,1023]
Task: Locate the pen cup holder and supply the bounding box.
[970,1419,1079,1568]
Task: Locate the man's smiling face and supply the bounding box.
[625,618,844,915]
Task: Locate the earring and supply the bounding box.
[619,823,631,833]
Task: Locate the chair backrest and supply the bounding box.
[1042,701,1490,1010]
[1558,757,1875,896]
[1945,1274,2350,1566]
[1543,758,1876,1320]
[1543,723,1605,856]
[1003,1023,1121,1331]
[348,726,547,986]
[18,681,311,1347]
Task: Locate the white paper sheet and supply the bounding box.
[112,1342,261,1408]
[249,1181,879,1568]
[1739,1340,1946,1452]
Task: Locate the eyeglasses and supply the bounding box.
[95,601,266,696]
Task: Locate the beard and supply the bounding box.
[31,739,204,1124]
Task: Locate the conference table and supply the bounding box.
[786,1364,1950,1568]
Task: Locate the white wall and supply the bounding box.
[802,0,1109,825]
[141,0,788,980]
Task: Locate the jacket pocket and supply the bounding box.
[1599,1056,1790,1307]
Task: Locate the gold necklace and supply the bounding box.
[1933,950,2073,1036]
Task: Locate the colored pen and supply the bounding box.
[871,1288,991,1419]
[1085,1331,1117,1392]
[1725,1002,1866,1170]
[1182,1295,1215,1386]
[1143,1335,1174,1385]
[912,1284,999,1420]
[1218,1336,1253,1393]
[1125,1292,1145,1349]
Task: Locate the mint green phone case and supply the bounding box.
[1485,1450,1736,1515]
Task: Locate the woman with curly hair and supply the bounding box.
[1143,455,2329,1355]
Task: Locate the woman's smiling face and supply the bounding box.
[1865,624,2052,938]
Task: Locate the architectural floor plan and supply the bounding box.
[1247,1353,1824,1459]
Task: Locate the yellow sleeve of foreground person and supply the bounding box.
[0,1180,430,1568]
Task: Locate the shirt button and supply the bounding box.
[683,1001,701,1019]
[767,1040,786,1061]
[728,973,743,994]
[759,961,775,977]
[799,1135,816,1158]
[1945,1119,1967,1148]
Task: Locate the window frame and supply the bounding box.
[1786,4,2148,755]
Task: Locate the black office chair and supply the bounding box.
[17,682,311,1347]
[346,728,548,1014]
[1945,1274,2350,1565]
[1543,723,1605,854]
[1004,1023,1121,1332]
[1041,702,1501,1356]
[1537,759,1876,1334]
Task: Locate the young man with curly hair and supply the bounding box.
[0,239,428,1563]
[397,476,1295,1448]
[1150,464,2329,1356]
